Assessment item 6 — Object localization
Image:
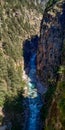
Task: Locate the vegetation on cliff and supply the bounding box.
[0,0,43,127]
[40,0,65,130]
[0,0,65,130]
[0,0,43,107]
[45,0,59,11]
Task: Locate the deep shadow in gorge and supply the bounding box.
[23,35,43,130]
[1,1,65,130]
[23,35,39,71]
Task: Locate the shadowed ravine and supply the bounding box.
[23,36,47,130]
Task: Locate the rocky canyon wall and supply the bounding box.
[37,0,65,85]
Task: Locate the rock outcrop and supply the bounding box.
[37,0,65,85]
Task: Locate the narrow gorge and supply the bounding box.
[22,1,65,129]
[22,36,47,130]
[0,0,65,130]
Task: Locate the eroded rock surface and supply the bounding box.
[37,0,65,85]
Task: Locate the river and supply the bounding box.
[25,53,43,130]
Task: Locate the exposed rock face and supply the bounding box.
[37,0,65,85]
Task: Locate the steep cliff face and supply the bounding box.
[44,28,65,130]
[37,0,65,130]
[37,0,65,85]
[0,0,43,107]
[0,0,49,128]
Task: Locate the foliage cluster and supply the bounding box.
[0,0,43,106]
[45,0,59,11]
